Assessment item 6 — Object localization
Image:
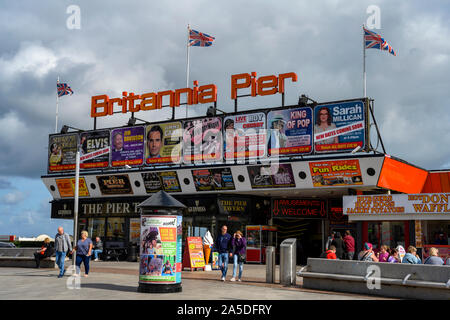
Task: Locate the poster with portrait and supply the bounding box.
[48,134,78,172]
[79,130,110,169]
[191,168,235,191]
[247,164,296,189]
[223,112,266,160]
[139,215,181,284]
[313,100,366,153]
[182,117,222,163]
[145,122,182,165]
[141,171,182,193]
[267,107,313,156]
[309,160,364,187]
[110,126,145,167]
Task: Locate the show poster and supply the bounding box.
[191,168,235,191]
[185,237,206,268]
[145,122,182,165]
[182,117,222,163]
[48,134,78,172]
[129,218,140,243]
[79,130,110,169]
[267,107,313,156]
[141,171,181,193]
[309,160,363,187]
[247,164,296,189]
[110,126,145,167]
[55,177,90,198]
[139,215,182,284]
[97,174,134,195]
[223,112,266,160]
[313,100,365,153]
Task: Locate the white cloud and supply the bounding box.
[1,191,25,205]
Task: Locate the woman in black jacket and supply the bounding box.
[34,238,54,268]
[331,232,345,259]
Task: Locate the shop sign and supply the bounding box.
[48,133,78,172]
[55,177,90,198]
[218,197,249,215]
[183,117,222,163]
[145,122,182,165]
[272,199,327,219]
[343,193,450,215]
[139,215,182,284]
[313,100,365,153]
[247,164,296,189]
[141,171,181,193]
[79,130,110,169]
[97,174,134,195]
[51,199,143,218]
[180,197,217,215]
[223,112,266,160]
[267,107,313,156]
[310,159,363,187]
[191,167,235,191]
[110,126,145,167]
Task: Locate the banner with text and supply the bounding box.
[309,159,363,187]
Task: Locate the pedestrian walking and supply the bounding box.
[377,245,390,262]
[214,225,232,281]
[358,242,379,262]
[331,232,345,259]
[424,247,444,265]
[402,246,422,264]
[230,230,246,282]
[92,236,103,261]
[73,230,93,277]
[343,230,355,260]
[33,237,54,268]
[54,227,72,278]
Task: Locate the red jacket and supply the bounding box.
[343,235,355,252]
[326,250,337,259]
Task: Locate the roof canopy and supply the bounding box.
[138,190,187,209]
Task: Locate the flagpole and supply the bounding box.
[186,24,191,119]
[363,25,367,98]
[56,76,60,133]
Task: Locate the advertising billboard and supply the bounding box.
[191,167,235,191]
[55,177,90,198]
[247,164,296,189]
[309,159,364,187]
[141,171,181,193]
[223,112,266,160]
[313,100,365,153]
[48,134,78,172]
[79,130,110,169]
[145,122,182,165]
[267,107,313,156]
[182,117,222,163]
[110,126,145,167]
[272,198,327,219]
[97,174,134,195]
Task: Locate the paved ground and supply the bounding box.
[0,261,392,300]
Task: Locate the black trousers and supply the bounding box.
[34,252,47,267]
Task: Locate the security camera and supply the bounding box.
[351,146,361,154]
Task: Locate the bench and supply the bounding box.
[299,258,450,300]
[0,248,66,268]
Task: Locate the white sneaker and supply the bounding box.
[238,279,242,282]
[230,277,236,282]
[94,259,99,262]
[221,276,225,281]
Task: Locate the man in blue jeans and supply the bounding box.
[215,225,232,281]
[54,227,72,278]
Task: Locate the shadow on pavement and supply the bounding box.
[81,283,138,293]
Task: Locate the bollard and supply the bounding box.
[279,238,296,286]
[266,246,276,283]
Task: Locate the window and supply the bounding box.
[106,217,126,241]
[368,221,405,250]
[88,218,105,240]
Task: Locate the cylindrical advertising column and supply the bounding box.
[137,191,186,294]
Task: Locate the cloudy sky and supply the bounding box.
[0,0,449,237]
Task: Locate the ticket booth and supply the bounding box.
[245,225,278,264]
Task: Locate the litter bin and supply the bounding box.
[279,238,296,286]
[265,246,276,283]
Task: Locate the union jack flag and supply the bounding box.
[364,26,396,56]
[57,83,74,97]
[189,29,215,47]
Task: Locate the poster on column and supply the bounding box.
[313,100,366,153]
[223,112,266,160]
[48,134,78,172]
[139,215,181,284]
[182,117,222,163]
[110,126,145,167]
[267,107,313,156]
[79,130,110,169]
